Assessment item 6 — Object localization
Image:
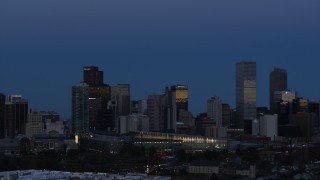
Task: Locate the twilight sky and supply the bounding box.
[1,0,320,118]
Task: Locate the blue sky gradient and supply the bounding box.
[1,0,320,118]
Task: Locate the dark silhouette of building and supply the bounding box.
[83,66,103,86]
[88,85,111,131]
[4,95,28,138]
[309,101,320,127]
[131,100,139,114]
[289,112,316,141]
[81,66,113,131]
[0,93,5,138]
[277,100,291,125]
[269,68,287,112]
[195,113,211,136]
[222,104,231,127]
[146,95,163,131]
[256,107,269,116]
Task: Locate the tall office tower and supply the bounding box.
[83,66,103,86]
[72,82,89,134]
[207,96,222,127]
[88,85,111,131]
[236,61,256,128]
[0,93,5,138]
[111,84,131,116]
[165,85,188,131]
[222,104,231,127]
[110,84,130,131]
[83,66,112,131]
[4,95,28,138]
[146,95,163,131]
[270,68,287,112]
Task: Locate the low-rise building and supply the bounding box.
[188,160,219,175]
[131,131,228,150]
[79,131,132,154]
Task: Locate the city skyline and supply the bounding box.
[1,62,318,119]
[1,0,320,118]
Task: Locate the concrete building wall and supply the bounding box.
[26,113,44,138]
[260,114,278,139]
[207,97,222,127]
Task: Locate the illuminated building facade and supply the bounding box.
[165,85,188,131]
[269,68,287,112]
[236,61,256,128]
[131,131,228,150]
[292,98,309,114]
[274,91,296,125]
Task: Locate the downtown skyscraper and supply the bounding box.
[207,96,222,127]
[83,66,112,131]
[236,61,256,129]
[72,66,112,134]
[269,68,287,112]
[4,95,29,138]
[72,82,89,134]
[165,85,188,131]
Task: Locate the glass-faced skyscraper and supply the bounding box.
[165,85,188,131]
[236,61,256,128]
[72,82,89,134]
[269,68,287,112]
